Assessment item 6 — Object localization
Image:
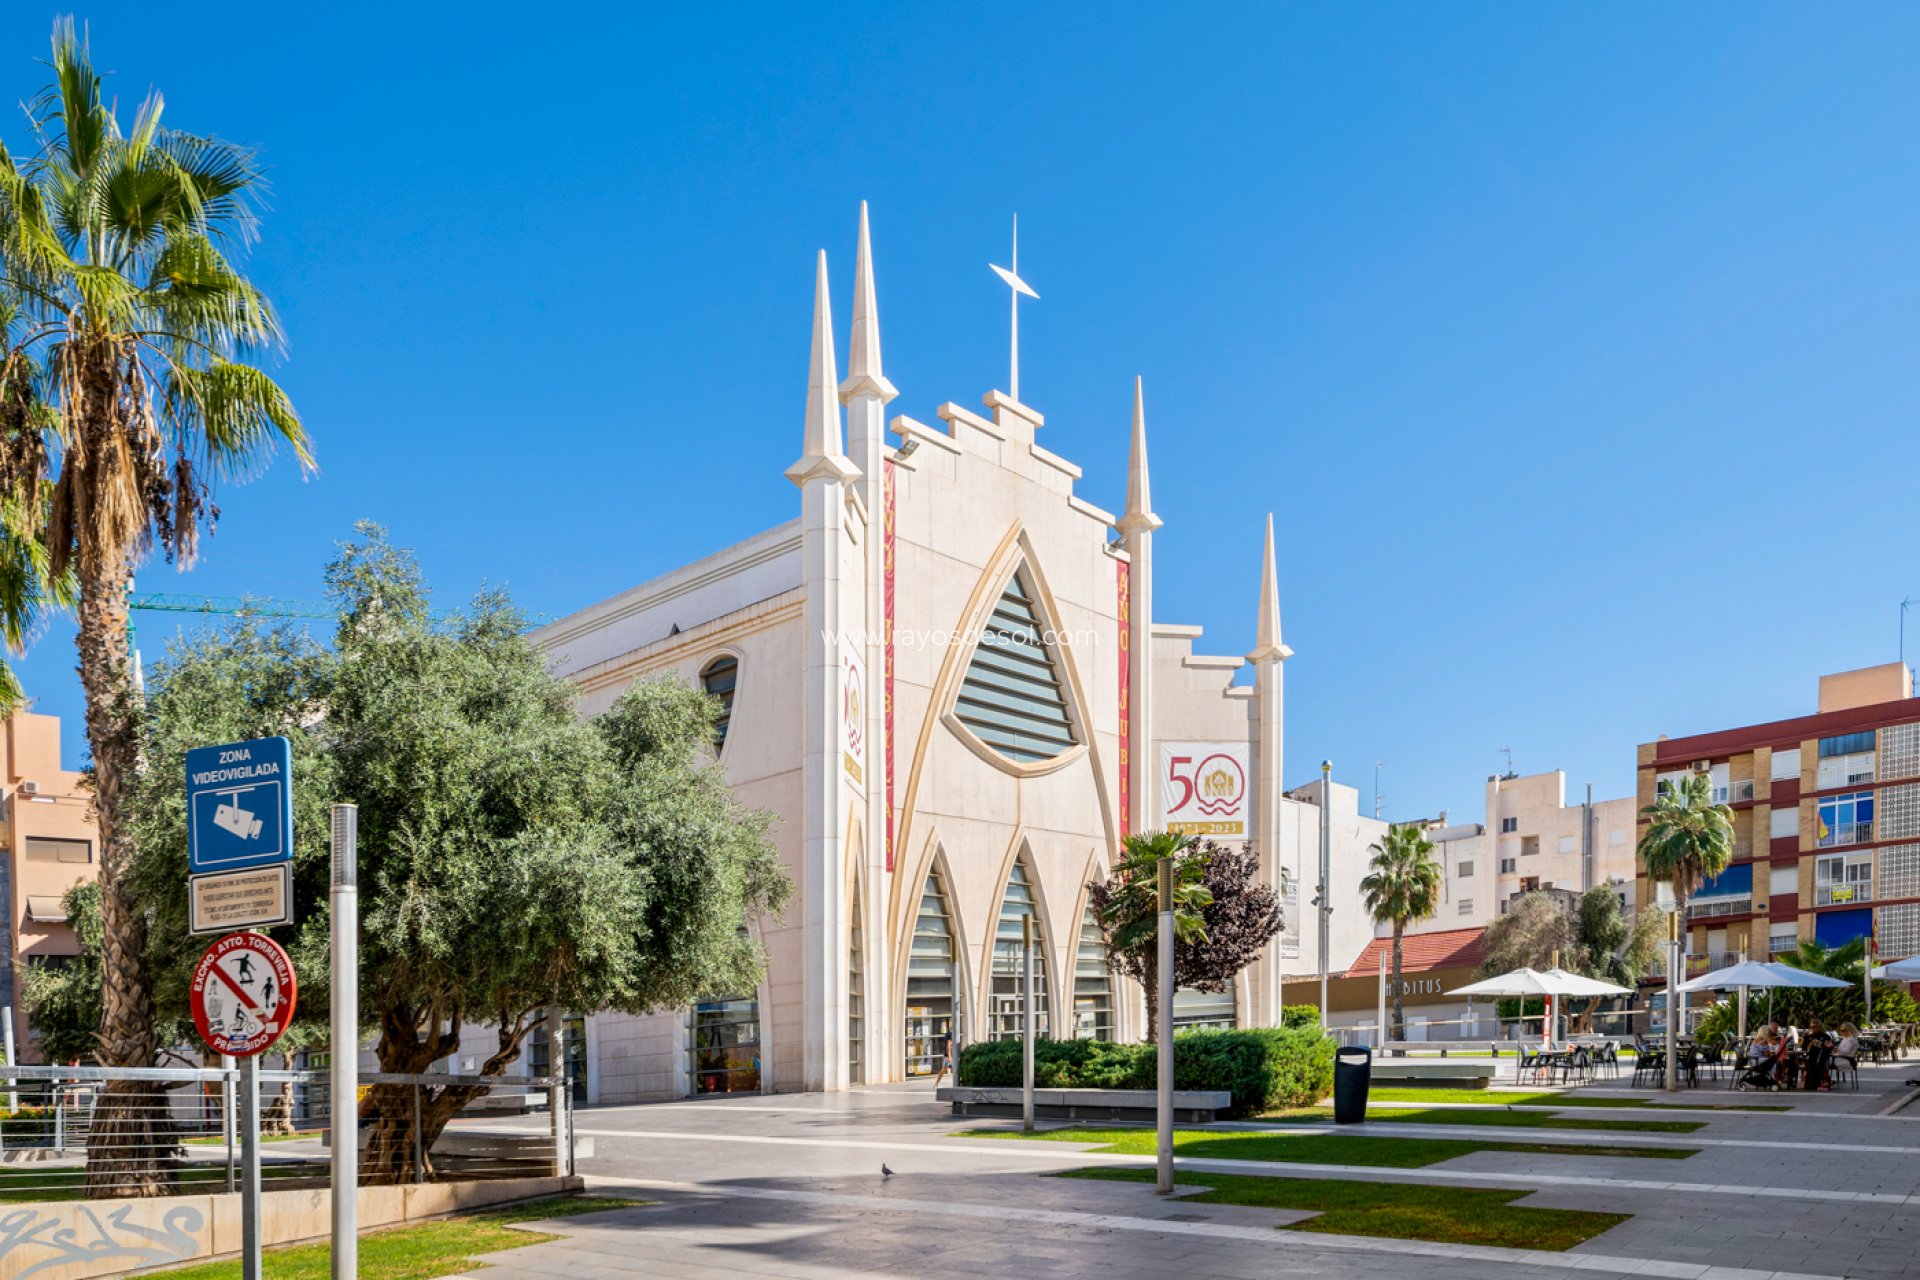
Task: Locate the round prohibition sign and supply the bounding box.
[190,930,298,1058]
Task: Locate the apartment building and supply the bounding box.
[1634,662,1920,977]
[0,707,97,1060]
[1410,769,1639,934]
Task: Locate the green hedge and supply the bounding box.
[956,1027,1333,1118]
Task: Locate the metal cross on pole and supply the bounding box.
[989,216,1038,402]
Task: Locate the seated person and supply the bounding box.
[1835,1022,1860,1078]
[1802,1018,1835,1090]
[1739,1028,1781,1088]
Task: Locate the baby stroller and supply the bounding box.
[1735,1048,1781,1091]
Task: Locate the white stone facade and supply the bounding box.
[534,207,1384,1100]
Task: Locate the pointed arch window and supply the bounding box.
[1073,903,1115,1041]
[990,856,1052,1039]
[955,571,1076,764]
[905,863,958,1077]
[701,656,738,752]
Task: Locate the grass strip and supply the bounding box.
[1360,1087,1786,1111]
[1059,1165,1628,1250]
[1263,1105,1700,1133]
[958,1126,1693,1164]
[1354,1106,1702,1134]
[153,1195,647,1279]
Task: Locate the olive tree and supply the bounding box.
[121,526,788,1181]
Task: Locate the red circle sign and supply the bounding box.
[190,931,297,1058]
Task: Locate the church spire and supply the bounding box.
[841,201,897,403]
[1116,376,1161,534]
[788,249,859,487]
[1249,513,1291,662]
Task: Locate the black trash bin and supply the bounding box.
[1333,1045,1372,1124]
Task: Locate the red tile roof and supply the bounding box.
[1340,926,1488,980]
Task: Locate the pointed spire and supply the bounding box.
[841,201,897,403]
[788,250,859,487]
[1249,513,1292,662]
[1116,376,1162,535]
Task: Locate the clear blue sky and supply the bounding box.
[5,5,1919,823]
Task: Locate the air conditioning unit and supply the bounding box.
[19,780,39,796]
[1692,760,1712,773]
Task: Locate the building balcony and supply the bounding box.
[1646,951,1745,980]
[1712,779,1756,805]
[1687,891,1757,920]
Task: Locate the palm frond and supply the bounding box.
[164,360,312,480]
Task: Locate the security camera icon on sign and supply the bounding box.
[213,797,264,840]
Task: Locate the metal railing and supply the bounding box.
[1687,892,1757,919]
[0,1063,573,1203]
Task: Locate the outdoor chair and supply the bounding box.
[1694,1040,1727,1085]
[1516,1047,1551,1085]
[1631,1040,1662,1087]
[1832,1053,1859,1090]
[1552,1046,1589,1085]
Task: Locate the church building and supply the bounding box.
[534,206,1386,1101]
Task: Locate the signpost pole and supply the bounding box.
[1156,857,1174,1195]
[241,1052,263,1280]
[330,804,358,1280]
[1021,917,1035,1133]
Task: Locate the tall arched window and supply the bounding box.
[955,570,1076,764]
[904,863,958,1076]
[700,655,738,752]
[1073,904,1114,1040]
[1173,978,1237,1032]
[848,879,864,1085]
[990,855,1051,1039]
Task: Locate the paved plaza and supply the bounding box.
[438,1059,1920,1280]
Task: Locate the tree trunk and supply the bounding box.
[261,1051,296,1136]
[362,1009,536,1184]
[1142,955,1160,1045]
[1390,923,1406,1043]
[77,551,173,1197]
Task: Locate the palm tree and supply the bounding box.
[1089,831,1212,1042]
[1359,824,1441,1041]
[1637,769,1735,929]
[0,22,311,1195]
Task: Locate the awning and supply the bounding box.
[25,895,67,923]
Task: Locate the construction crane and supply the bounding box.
[125,590,548,627]
[126,592,335,620]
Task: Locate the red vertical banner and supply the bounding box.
[884,460,897,873]
[1117,558,1130,838]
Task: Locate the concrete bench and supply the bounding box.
[1364,1060,1495,1088]
[937,1086,1232,1124]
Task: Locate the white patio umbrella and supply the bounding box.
[1871,955,1920,982]
[1446,967,1633,1045]
[1680,960,1849,1035]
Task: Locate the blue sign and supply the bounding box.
[186,736,293,874]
